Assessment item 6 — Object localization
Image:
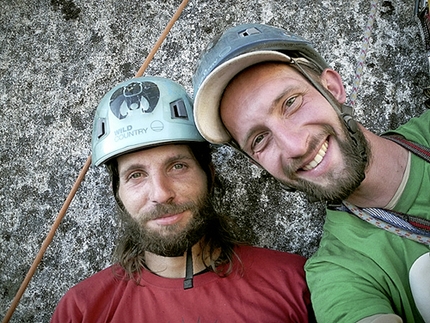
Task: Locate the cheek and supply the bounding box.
[181,182,204,198]
[187,175,209,198]
[257,147,282,173]
[261,160,281,178]
[118,185,146,213]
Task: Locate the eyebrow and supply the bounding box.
[119,153,195,178]
[119,163,144,178]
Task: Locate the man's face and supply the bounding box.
[220,62,367,201]
[116,144,211,257]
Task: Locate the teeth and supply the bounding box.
[321,141,328,153]
[303,141,328,171]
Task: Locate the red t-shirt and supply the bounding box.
[51,245,313,322]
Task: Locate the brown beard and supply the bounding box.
[115,194,217,258]
[280,117,370,202]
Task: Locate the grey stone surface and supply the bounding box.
[0,0,428,322]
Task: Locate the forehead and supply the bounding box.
[117,144,194,167]
[220,62,307,110]
[230,62,305,87]
[220,62,307,118]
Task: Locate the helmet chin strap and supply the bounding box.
[183,246,194,289]
[291,59,368,164]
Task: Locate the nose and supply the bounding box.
[148,173,175,204]
[274,122,309,160]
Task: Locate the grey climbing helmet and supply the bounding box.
[92,76,205,166]
[192,23,333,145]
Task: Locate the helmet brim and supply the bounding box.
[194,50,292,144]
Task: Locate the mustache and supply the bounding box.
[282,125,336,177]
[142,201,198,221]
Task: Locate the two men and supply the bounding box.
[193,23,430,322]
[51,76,313,322]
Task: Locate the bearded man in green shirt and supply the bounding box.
[192,23,430,323]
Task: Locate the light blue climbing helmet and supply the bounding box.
[92,76,205,166]
[192,23,354,145]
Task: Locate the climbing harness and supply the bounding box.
[1,1,190,322]
[341,201,430,245]
[335,1,430,245]
[335,134,430,245]
[384,134,430,163]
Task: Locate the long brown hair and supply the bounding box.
[106,142,244,283]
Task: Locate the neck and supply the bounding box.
[345,126,409,208]
[144,239,220,278]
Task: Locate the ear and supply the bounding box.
[320,69,346,104]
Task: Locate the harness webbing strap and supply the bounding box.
[383,134,430,163]
[362,207,430,235]
[339,135,430,245]
[410,216,430,232]
[341,201,430,245]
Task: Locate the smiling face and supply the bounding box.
[220,62,368,201]
[116,144,212,256]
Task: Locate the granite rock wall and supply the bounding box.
[1,0,428,322]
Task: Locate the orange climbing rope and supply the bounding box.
[1,1,189,322]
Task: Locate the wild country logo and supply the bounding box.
[110,81,160,119]
[113,121,164,142]
[109,81,163,142]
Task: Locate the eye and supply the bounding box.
[121,170,146,184]
[286,96,296,107]
[172,163,185,170]
[254,134,265,146]
[129,172,143,179]
[170,162,190,173]
[283,95,302,116]
[251,132,269,155]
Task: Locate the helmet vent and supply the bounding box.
[238,27,261,37]
[96,118,106,139]
[170,99,188,119]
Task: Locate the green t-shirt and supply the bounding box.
[305,110,430,323]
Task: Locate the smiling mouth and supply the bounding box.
[151,213,183,226]
[302,141,328,171]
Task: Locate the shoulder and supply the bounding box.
[51,265,123,322]
[61,265,125,300]
[51,265,134,319]
[75,265,119,284]
[235,245,306,270]
[232,246,311,318]
[384,110,430,145]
